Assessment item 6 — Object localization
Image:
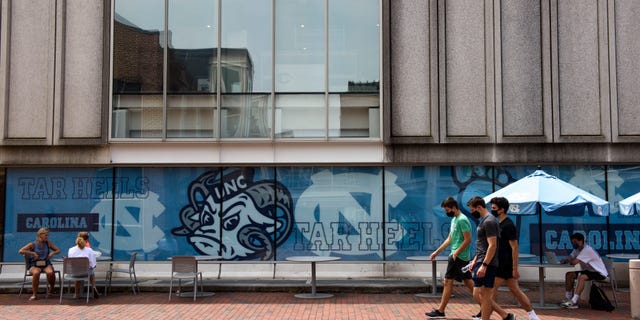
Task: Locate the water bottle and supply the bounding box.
[461,262,473,273]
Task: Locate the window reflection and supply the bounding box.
[112,0,164,138]
[111,0,381,140]
[275,0,325,92]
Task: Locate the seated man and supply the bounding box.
[560,232,608,309]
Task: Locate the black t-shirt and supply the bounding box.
[498,217,517,264]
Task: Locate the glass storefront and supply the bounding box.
[112,0,381,140]
[3,165,638,262]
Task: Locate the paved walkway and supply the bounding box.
[0,283,632,320]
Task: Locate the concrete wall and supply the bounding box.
[386,0,640,164]
[0,0,108,148]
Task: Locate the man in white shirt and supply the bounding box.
[560,232,607,309]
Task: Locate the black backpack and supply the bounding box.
[589,283,615,312]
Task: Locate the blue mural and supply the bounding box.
[3,165,639,262]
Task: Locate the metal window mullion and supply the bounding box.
[324,0,329,141]
[270,0,276,141]
[162,0,168,140]
[216,0,222,140]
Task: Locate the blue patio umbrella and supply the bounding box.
[618,191,640,216]
[483,169,609,262]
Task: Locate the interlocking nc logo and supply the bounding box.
[509,204,520,213]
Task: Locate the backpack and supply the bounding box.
[589,283,615,312]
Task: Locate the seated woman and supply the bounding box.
[68,236,100,299]
[18,228,61,301]
[77,231,91,248]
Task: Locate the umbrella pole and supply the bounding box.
[538,203,543,264]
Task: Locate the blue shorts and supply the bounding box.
[472,263,497,288]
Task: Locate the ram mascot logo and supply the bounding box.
[172,169,293,260]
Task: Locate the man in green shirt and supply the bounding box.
[425,197,475,319]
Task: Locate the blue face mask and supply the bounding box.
[572,242,579,249]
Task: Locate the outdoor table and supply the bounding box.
[520,262,575,309]
[406,255,448,298]
[606,253,638,260]
[171,255,221,298]
[285,256,341,298]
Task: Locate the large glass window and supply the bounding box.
[112,0,381,140]
[220,0,272,138]
[112,0,164,138]
[328,0,380,138]
[166,0,217,138]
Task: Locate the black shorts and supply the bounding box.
[444,255,472,282]
[570,270,606,281]
[496,261,513,279]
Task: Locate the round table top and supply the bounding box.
[606,253,639,260]
[286,256,341,262]
[519,262,575,268]
[168,255,222,261]
[195,255,222,261]
[406,255,448,261]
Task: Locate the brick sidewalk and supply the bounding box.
[0,284,632,320]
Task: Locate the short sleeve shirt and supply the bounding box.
[498,217,517,263]
[449,213,472,261]
[475,214,500,267]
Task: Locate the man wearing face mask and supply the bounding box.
[559,233,607,309]
[466,196,515,320]
[476,197,539,320]
[425,197,475,319]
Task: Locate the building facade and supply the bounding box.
[0,0,638,269]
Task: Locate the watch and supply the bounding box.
[482,262,489,267]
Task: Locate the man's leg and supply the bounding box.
[506,278,534,312]
[565,271,577,293]
[479,286,494,320]
[436,278,454,312]
[574,274,589,297]
[490,277,509,319]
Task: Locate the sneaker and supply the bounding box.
[561,301,579,309]
[503,313,516,320]
[425,309,446,319]
[471,311,482,320]
[528,314,540,320]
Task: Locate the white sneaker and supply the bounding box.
[561,301,578,309]
[529,315,540,320]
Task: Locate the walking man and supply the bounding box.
[467,196,515,320]
[488,197,539,320]
[425,197,475,319]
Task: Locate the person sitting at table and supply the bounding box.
[560,232,607,309]
[78,231,91,248]
[18,228,61,301]
[68,235,99,299]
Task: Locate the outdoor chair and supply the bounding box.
[59,257,91,304]
[592,258,618,307]
[168,256,203,302]
[104,252,139,296]
[19,254,61,299]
